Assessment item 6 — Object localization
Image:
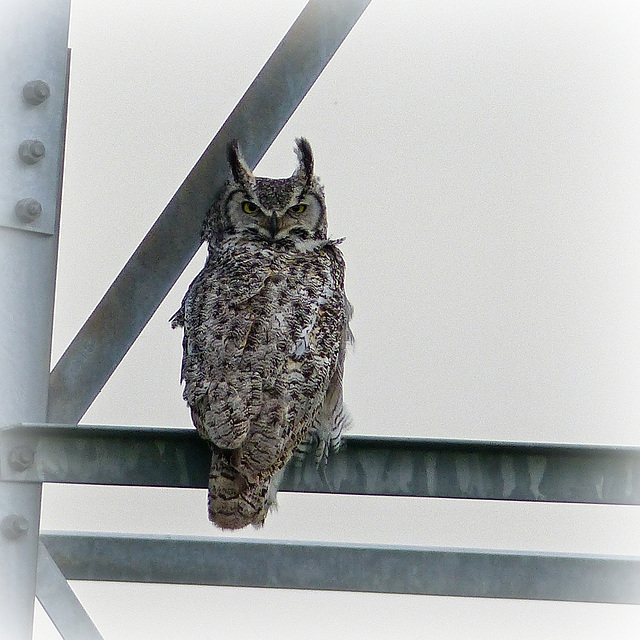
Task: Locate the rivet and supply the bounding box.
[19,139,46,164]
[22,80,50,105]
[9,446,35,472]
[1,515,29,540]
[15,198,42,223]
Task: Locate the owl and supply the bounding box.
[172,138,352,530]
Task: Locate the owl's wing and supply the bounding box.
[175,264,269,450]
[288,241,352,465]
[300,292,353,465]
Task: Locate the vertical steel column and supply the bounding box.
[0,1,70,638]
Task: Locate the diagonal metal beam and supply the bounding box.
[3,424,639,505]
[47,0,371,425]
[36,542,104,640]
[41,532,640,604]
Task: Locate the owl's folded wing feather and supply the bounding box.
[175,265,266,450]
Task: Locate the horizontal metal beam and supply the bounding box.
[2,424,639,505]
[47,0,371,425]
[41,532,640,604]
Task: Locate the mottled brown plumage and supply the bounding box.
[172,139,351,529]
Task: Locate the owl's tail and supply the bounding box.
[207,455,283,530]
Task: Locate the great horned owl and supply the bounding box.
[172,138,352,530]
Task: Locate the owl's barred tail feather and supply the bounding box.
[207,455,283,530]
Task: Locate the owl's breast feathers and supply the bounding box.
[173,236,348,486]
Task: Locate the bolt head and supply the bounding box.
[9,446,35,471]
[19,139,46,164]
[1,515,29,540]
[15,198,42,223]
[22,80,50,105]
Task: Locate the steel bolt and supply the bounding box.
[22,80,50,105]
[9,446,35,472]
[1,515,29,540]
[15,198,42,223]
[19,139,46,164]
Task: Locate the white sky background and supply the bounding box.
[35,0,640,638]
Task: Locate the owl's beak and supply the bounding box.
[269,212,279,237]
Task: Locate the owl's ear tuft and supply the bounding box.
[294,137,314,187]
[227,140,255,190]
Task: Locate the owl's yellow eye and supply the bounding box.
[242,201,260,214]
[287,203,307,215]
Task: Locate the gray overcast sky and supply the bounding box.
[34,0,640,638]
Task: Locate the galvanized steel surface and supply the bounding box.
[36,543,105,640]
[1,1,70,637]
[0,0,68,236]
[3,424,639,505]
[41,531,640,604]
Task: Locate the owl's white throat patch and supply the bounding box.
[293,237,332,252]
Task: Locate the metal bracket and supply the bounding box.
[0,2,70,236]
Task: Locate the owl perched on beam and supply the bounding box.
[172,138,352,529]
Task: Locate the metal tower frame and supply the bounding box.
[1,1,639,638]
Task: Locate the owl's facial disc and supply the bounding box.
[230,188,322,242]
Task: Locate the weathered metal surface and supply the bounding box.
[0,1,69,236]
[2,424,638,505]
[285,435,640,505]
[47,0,372,425]
[36,542,105,640]
[0,1,70,637]
[0,483,43,639]
[41,532,640,604]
